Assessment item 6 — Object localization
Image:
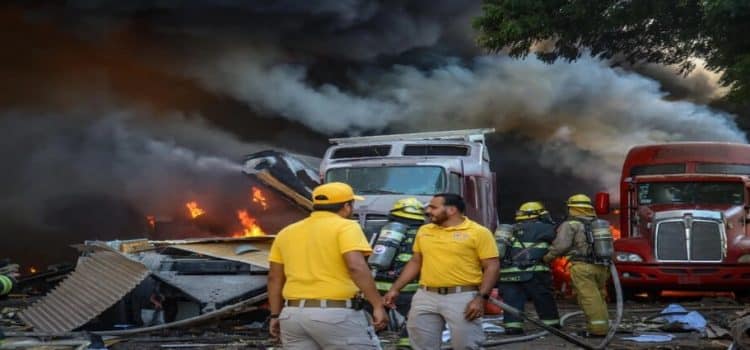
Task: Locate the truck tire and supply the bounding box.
[612,286,659,302]
[735,290,750,302]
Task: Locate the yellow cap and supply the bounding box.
[312,182,364,205]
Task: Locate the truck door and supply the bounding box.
[449,172,462,195]
[465,176,496,229]
[480,177,494,230]
[464,176,480,224]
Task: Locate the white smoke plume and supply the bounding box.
[623,58,730,104]
[196,53,745,193]
[190,48,400,134]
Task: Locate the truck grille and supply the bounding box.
[656,220,723,262]
[656,222,687,260]
[690,222,722,261]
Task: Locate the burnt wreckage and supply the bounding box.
[19,237,272,333]
[18,151,319,334]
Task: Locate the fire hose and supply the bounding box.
[484,263,623,350]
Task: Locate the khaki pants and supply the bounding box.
[279,307,380,350]
[570,262,610,335]
[407,289,485,350]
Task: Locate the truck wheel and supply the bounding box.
[642,289,662,302]
[734,290,750,302]
[608,283,637,301]
[617,287,640,301]
[613,287,657,302]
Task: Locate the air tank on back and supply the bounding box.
[591,219,614,260]
[494,224,515,259]
[368,221,408,271]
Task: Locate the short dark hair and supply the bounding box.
[313,200,352,213]
[434,193,465,213]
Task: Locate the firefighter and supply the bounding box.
[373,197,425,347]
[384,193,499,350]
[543,194,610,338]
[498,201,560,335]
[0,260,18,299]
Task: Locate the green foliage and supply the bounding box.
[474,0,750,100]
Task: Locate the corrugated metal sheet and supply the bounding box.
[19,249,150,333]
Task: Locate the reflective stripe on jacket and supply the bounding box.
[500,219,555,282]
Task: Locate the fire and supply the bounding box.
[176,193,267,238]
[252,186,268,210]
[551,257,571,282]
[611,225,621,240]
[29,266,37,274]
[234,209,266,237]
[146,215,156,229]
[550,256,573,297]
[186,201,206,219]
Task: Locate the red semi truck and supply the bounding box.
[598,142,750,298]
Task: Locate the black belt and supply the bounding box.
[420,285,478,295]
[285,299,352,308]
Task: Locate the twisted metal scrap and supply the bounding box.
[731,315,750,350]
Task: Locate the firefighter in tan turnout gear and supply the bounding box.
[543,194,610,338]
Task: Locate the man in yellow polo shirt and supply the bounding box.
[384,193,500,350]
[267,182,388,349]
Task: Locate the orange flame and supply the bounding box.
[29,266,37,274]
[146,215,156,229]
[252,186,268,210]
[234,209,266,237]
[611,225,621,240]
[550,256,573,297]
[186,201,205,219]
[551,257,571,282]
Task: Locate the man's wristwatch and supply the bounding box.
[477,293,490,301]
[268,314,280,320]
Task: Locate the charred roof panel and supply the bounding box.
[19,250,150,333]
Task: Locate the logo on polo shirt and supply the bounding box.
[453,232,469,241]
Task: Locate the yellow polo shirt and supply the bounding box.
[413,217,498,287]
[268,211,372,300]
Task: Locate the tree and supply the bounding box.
[473,0,750,100]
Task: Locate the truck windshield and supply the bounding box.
[637,182,744,205]
[326,166,446,195]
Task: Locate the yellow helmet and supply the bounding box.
[390,197,425,221]
[515,201,546,221]
[566,194,593,209]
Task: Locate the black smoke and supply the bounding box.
[0,1,745,268]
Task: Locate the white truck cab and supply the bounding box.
[320,129,498,239]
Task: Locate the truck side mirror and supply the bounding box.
[595,192,610,215]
